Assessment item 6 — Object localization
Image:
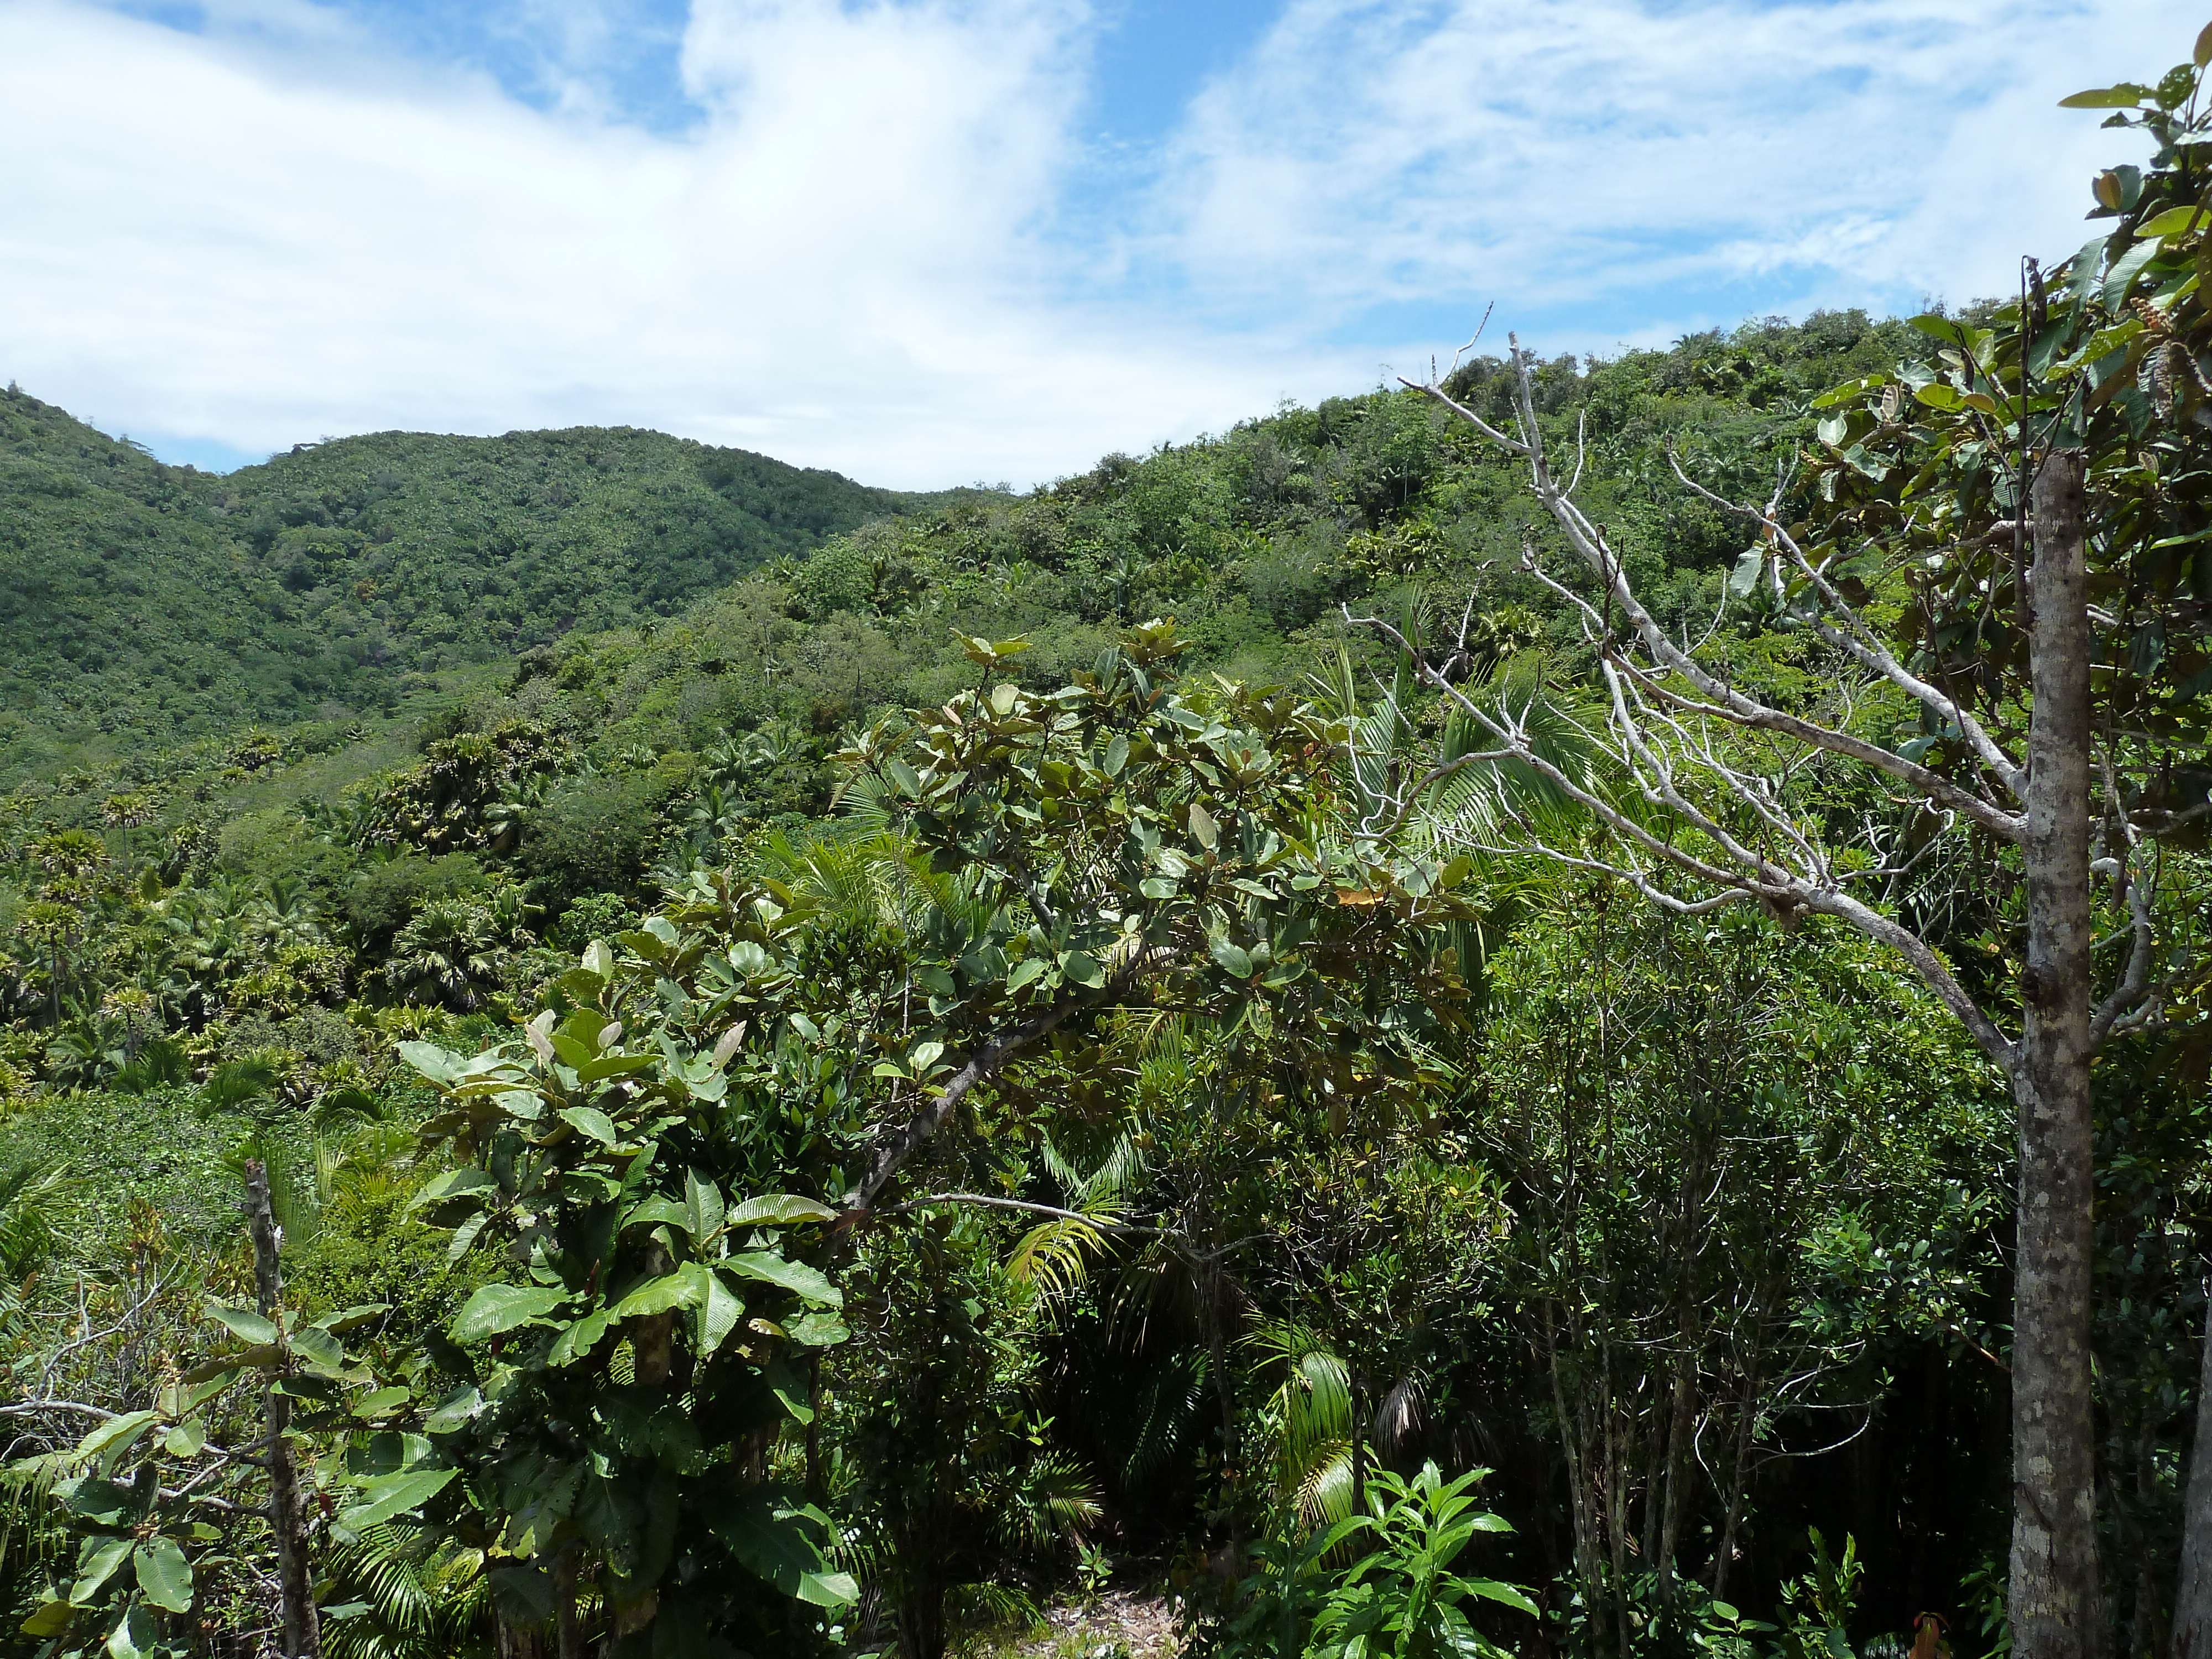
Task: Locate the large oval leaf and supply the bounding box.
[336,1468,459,1531]
[727,1252,842,1308]
[133,1537,192,1614]
[726,1194,838,1228]
[449,1284,567,1343]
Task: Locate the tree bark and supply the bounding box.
[245,1160,321,1659]
[2011,450,2101,1659]
[2171,1277,2212,1659]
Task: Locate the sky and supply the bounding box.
[0,0,2196,488]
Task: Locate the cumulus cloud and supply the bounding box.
[0,0,2195,485]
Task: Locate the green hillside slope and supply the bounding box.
[0,387,949,781]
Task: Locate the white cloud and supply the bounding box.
[0,0,1337,486]
[1159,0,2195,337]
[0,0,2198,487]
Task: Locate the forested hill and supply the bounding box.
[0,386,956,780]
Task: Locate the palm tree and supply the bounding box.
[384,899,504,1012]
[685,783,747,852]
[97,792,159,877]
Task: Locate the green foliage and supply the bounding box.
[1218,1463,1532,1659]
[0,391,957,779]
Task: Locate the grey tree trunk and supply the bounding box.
[245,1160,322,1659]
[2010,450,2101,1659]
[2171,1278,2212,1659]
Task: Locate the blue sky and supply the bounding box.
[0,0,2193,486]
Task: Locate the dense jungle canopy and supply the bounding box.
[3,37,2211,1659]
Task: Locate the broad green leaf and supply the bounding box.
[727,1194,838,1227]
[133,1538,193,1614]
[203,1303,278,1346]
[106,1603,155,1659]
[60,1477,140,1527]
[313,1303,393,1334]
[1729,547,1764,596]
[18,1599,72,1637]
[789,1310,852,1347]
[2058,82,2150,107]
[728,1251,842,1308]
[623,1196,690,1232]
[613,1272,702,1318]
[337,1468,459,1531]
[2104,239,2162,308]
[1005,956,1047,991]
[1102,734,1130,776]
[695,1264,744,1358]
[290,1327,346,1373]
[450,1284,567,1343]
[560,1105,620,1145]
[70,1537,132,1606]
[577,1052,656,1084]
[582,940,615,978]
[422,1387,483,1434]
[1456,1575,1540,1615]
[1914,382,1966,411]
[2139,205,2210,240]
[351,1387,412,1420]
[1208,936,1254,978]
[161,1418,206,1458]
[549,1308,615,1368]
[684,1167,726,1245]
[406,1167,499,1213]
[710,1492,859,1608]
[885,757,923,797]
[74,1410,158,1464]
[1061,950,1104,988]
[1187,801,1218,850]
[397,1041,465,1086]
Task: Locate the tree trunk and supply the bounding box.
[2011,450,2101,1659]
[246,1160,322,1659]
[2171,1277,2212,1659]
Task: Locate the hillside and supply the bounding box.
[0,387,958,782]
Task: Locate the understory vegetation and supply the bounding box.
[3,35,2211,1659]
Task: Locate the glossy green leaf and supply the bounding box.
[684,1167,726,1244]
[18,1599,72,1638]
[2058,82,2150,107]
[74,1410,158,1464]
[70,1537,132,1607]
[1061,950,1104,988]
[133,1537,193,1614]
[711,1493,859,1608]
[337,1468,459,1531]
[548,1307,615,1368]
[1729,547,1765,597]
[351,1387,412,1420]
[397,1041,466,1085]
[202,1303,278,1346]
[105,1602,155,1659]
[696,1265,744,1358]
[450,1284,567,1343]
[2139,205,2211,240]
[728,1250,842,1308]
[613,1272,702,1318]
[1208,935,1254,978]
[560,1105,620,1145]
[727,1193,838,1227]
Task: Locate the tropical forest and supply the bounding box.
[2,34,2210,1659]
